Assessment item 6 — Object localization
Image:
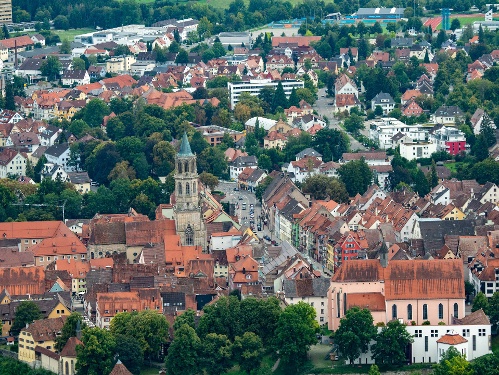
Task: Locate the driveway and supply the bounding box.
[314,88,367,152]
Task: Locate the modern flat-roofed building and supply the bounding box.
[217,32,252,48]
[228,79,304,109]
[354,7,404,20]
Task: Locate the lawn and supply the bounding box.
[52,28,95,41]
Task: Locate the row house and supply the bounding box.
[334,230,369,268]
[95,288,162,328]
[266,54,294,72]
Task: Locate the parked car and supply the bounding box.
[263,235,271,241]
[234,187,239,191]
[257,225,262,231]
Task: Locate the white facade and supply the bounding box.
[336,81,359,98]
[349,323,491,365]
[0,152,26,178]
[429,127,468,153]
[369,118,427,149]
[106,56,136,74]
[400,142,437,161]
[229,164,257,180]
[228,79,304,109]
[45,146,74,172]
[285,294,329,324]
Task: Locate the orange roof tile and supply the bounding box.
[347,292,386,311]
[437,333,468,345]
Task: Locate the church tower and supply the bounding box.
[173,132,207,251]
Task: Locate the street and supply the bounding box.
[314,88,367,152]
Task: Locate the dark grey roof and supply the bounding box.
[295,147,321,159]
[434,105,464,117]
[62,69,87,80]
[419,219,476,254]
[283,277,330,298]
[280,198,304,221]
[45,143,69,158]
[391,37,413,48]
[372,92,395,105]
[18,58,44,71]
[67,172,90,184]
[231,155,258,167]
[247,168,265,183]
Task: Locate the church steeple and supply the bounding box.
[173,132,206,250]
[178,132,194,156]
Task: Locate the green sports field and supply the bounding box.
[52,28,95,41]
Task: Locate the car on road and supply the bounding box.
[263,235,271,241]
[238,196,243,200]
[257,224,261,231]
[234,187,239,191]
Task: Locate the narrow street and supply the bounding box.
[314,88,367,152]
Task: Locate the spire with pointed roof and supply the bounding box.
[178,132,193,156]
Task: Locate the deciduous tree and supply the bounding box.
[371,320,413,365]
[76,327,116,375]
[233,332,264,374]
[335,307,377,365]
[11,301,42,336]
[166,324,200,375]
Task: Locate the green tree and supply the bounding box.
[40,56,62,81]
[338,159,373,196]
[374,105,383,117]
[413,169,430,197]
[166,324,200,375]
[233,332,264,374]
[197,296,242,340]
[312,128,349,162]
[288,88,300,107]
[175,49,189,64]
[472,292,489,314]
[274,302,319,371]
[201,333,233,375]
[25,159,35,179]
[239,297,281,348]
[11,301,42,336]
[428,160,439,189]
[255,176,273,201]
[433,347,473,375]
[77,98,111,128]
[106,117,126,141]
[369,364,381,375]
[55,312,86,351]
[272,81,288,112]
[173,309,197,331]
[53,15,70,30]
[199,172,219,191]
[451,18,461,31]
[59,39,71,54]
[335,307,377,365]
[197,147,228,178]
[72,57,86,71]
[371,320,413,365]
[258,154,272,171]
[4,82,15,110]
[115,334,143,375]
[110,310,169,361]
[344,113,365,134]
[302,174,349,202]
[76,327,116,375]
[488,292,499,327]
[470,353,499,375]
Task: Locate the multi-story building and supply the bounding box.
[228,79,304,109]
[95,289,162,328]
[369,118,427,149]
[0,0,11,24]
[0,148,26,178]
[400,141,437,160]
[429,126,468,156]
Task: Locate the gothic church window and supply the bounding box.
[185,225,194,245]
[186,182,190,195]
[178,183,182,195]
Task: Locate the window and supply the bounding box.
[177,183,182,195]
[431,329,438,337]
[423,304,428,320]
[479,329,486,336]
[392,304,397,319]
[454,303,459,318]
[407,304,412,320]
[186,182,190,195]
[463,329,470,337]
[438,303,444,320]
[321,309,324,314]
[185,225,194,246]
[414,330,422,338]
[424,336,428,352]
[473,335,477,350]
[193,182,196,194]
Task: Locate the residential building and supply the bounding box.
[402,99,424,117]
[229,155,258,180]
[400,141,437,160]
[197,125,244,146]
[228,79,304,109]
[0,0,12,24]
[371,92,396,115]
[470,108,495,135]
[335,94,361,113]
[287,156,322,183]
[95,289,162,328]
[369,118,427,149]
[61,70,90,86]
[18,316,66,364]
[0,148,26,178]
[282,278,330,324]
[335,74,358,98]
[264,130,287,150]
[429,126,468,155]
[44,143,73,172]
[432,106,465,125]
[229,254,260,296]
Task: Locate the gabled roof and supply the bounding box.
[60,336,83,357]
[45,143,69,158]
[22,316,66,341]
[109,360,134,375]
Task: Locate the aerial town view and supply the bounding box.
[1,0,499,374]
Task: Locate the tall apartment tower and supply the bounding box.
[0,0,12,24]
[173,132,207,251]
